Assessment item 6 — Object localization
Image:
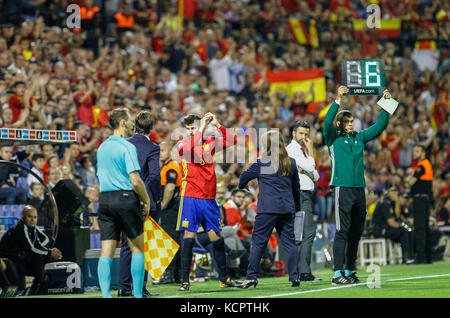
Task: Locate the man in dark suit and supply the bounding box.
[118,110,161,297]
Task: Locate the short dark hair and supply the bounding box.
[135,111,154,135]
[73,120,86,130]
[293,121,310,132]
[183,114,201,126]
[108,108,130,130]
[413,144,427,153]
[31,153,45,162]
[231,188,245,197]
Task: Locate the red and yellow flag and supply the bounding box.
[288,19,310,45]
[266,68,326,114]
[353,19,401,38]
[143,217,180,280]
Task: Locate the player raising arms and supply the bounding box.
[176,112,238,291]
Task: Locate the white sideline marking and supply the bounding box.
[163,273,450,298]
[257,273,450,298]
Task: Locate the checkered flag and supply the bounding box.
[143,217,180,280]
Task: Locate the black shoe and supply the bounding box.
[27,283,42,296]
[237,279,258,289]
[331,275,350,285]
[291,280,300,287]
[143,288,159,297]
[117,289,133,297]
[152,274,176,285]
[300,273,322,282]
[346,272,361,284]
[219,277,241,288]
[179,282,190,291]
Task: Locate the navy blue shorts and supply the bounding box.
[176,197,223,233]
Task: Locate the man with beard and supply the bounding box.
[286,121,321,282]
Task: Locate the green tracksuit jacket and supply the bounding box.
[323,101,390,188]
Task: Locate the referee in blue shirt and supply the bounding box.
[96,108,150,298]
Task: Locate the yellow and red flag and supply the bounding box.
[143,217,180,280]
[288,19,318,47]
[353,19,401,38]
[318,103,332,121]
[266,68,326,114]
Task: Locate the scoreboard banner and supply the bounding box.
[341,59,386,96]
[0,128,77,146]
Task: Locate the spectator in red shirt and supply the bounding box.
[223,189,245,239]
[381,123,402,168]
[73,78,96,127]
[8,81,26,123]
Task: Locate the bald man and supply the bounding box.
[0,205,62,295]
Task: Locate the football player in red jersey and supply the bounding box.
[176,112,238,291]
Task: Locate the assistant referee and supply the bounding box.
[96,108,151,298]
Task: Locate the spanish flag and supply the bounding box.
[353,19,401,38]
[178,0,197,29]
[288,19,309,45]
[266,68,326,114]
[318,104,332,121]
[288,19,319,47]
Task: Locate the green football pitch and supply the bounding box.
[33,259,450,298]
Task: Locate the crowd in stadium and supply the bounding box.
[0,0,449,281]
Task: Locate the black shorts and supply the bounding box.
[98,190,143,241]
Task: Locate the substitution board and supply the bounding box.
[341,59,385,95]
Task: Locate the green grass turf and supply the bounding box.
[29,259,450,298]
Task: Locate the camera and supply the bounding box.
[399,221,413,232]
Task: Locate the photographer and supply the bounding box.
[372,187,415,264]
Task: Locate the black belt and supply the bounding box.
[413,193,430,198]
[301,190,314,193]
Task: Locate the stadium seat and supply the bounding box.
[358,238,387,266]
[16,177,28,189]
[386,239,403,264]
[0,216,19,230]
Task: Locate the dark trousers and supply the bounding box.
[332,187,366,271]
[246,213,299,281]
[160,206,181,280]
[8,254,46,290]
[297,190,317,274]
[412,196,431,263]
[386,227,412,260]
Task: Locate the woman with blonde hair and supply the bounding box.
[237,129,301,288]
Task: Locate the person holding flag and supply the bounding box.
[176,112,238,291]
[323,86,391,285]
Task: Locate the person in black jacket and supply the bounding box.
[238,130,301,288]
[0,205,62,295]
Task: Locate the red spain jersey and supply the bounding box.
[177,125,236,199]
